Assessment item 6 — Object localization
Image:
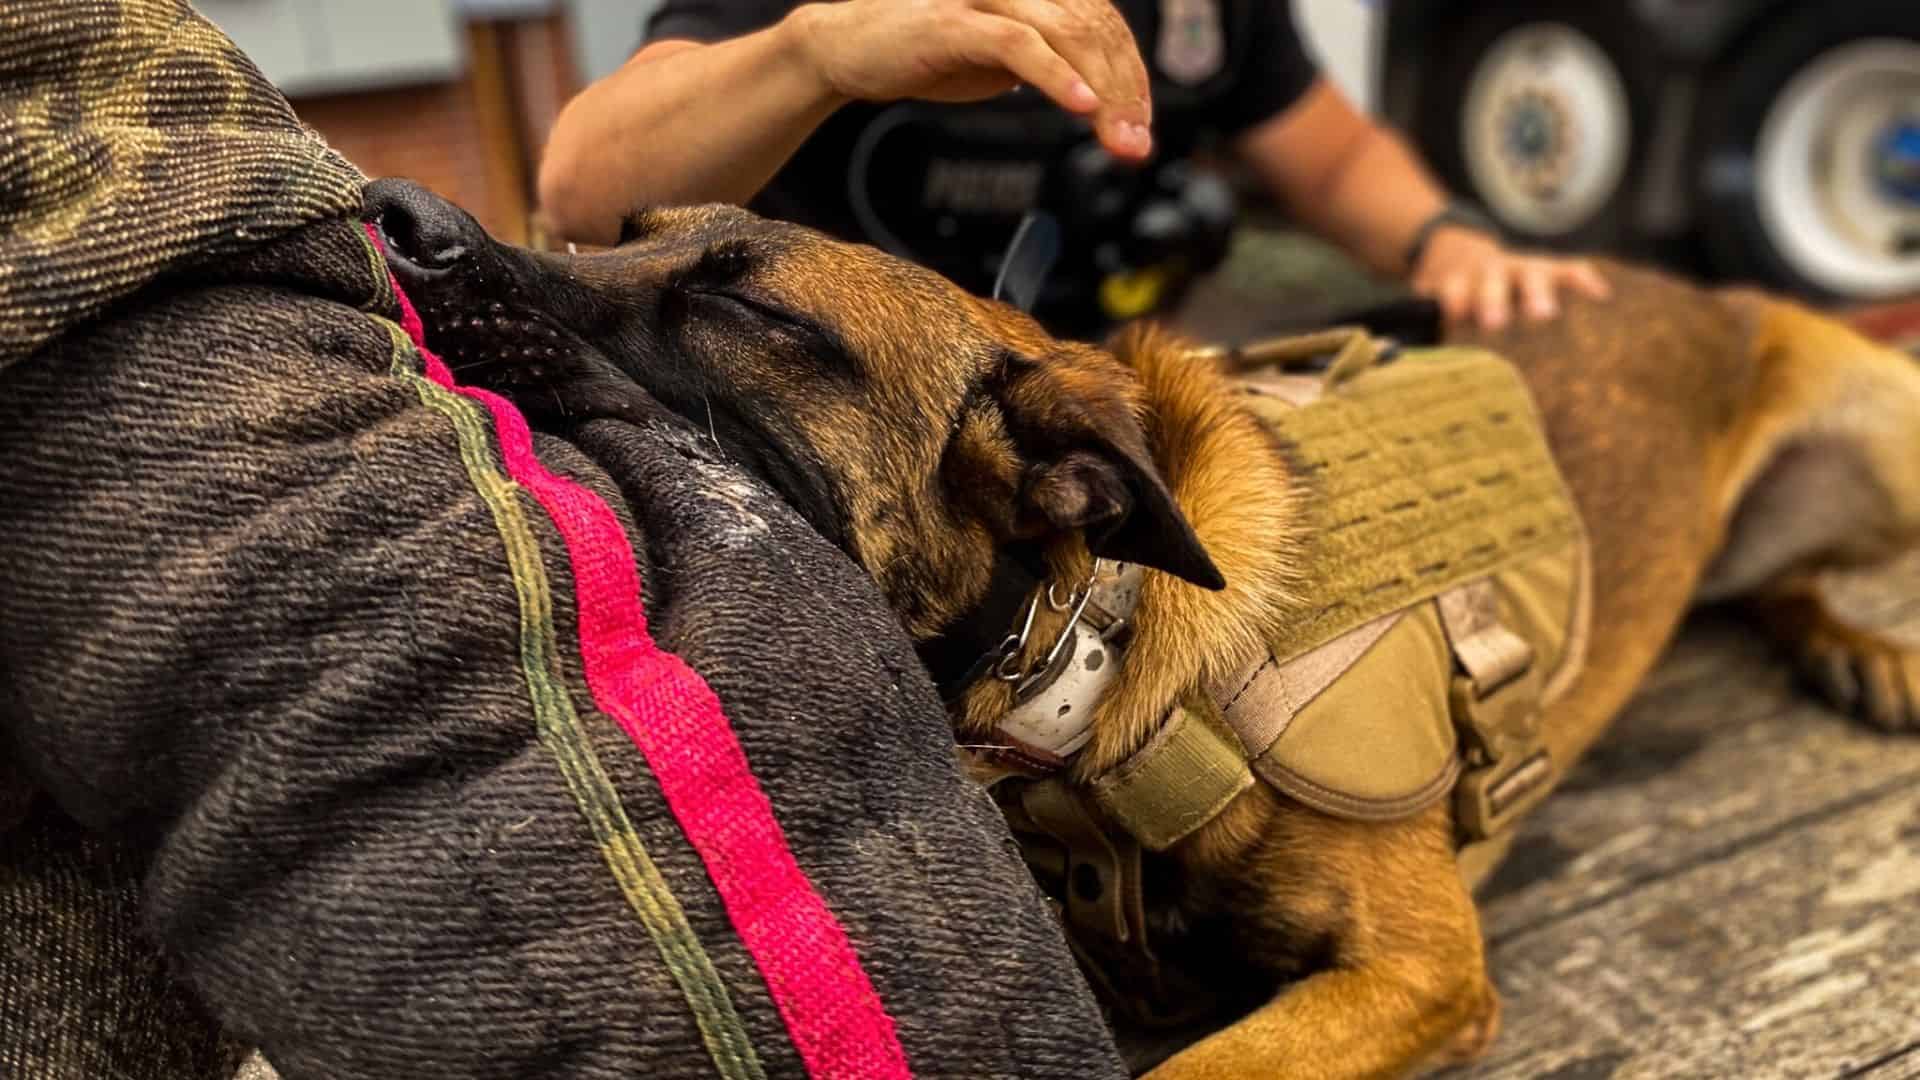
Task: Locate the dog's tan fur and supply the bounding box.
[954,323,1306,759]
[993,325,1508,1077]
[392,195,1920,1079]
[1106,272,1920,1080]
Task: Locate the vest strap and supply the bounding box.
[1439,578,1554,841]
[1438,578,1536,696]
[1087,695,1254,852]
[1212,610,1402,762]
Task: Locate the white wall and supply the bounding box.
[568,0,657,83]
[1291,0,1381,114]
[198,0,465,96]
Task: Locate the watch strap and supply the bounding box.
[1404,202,1500,272]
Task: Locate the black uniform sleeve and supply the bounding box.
[1214,0,1324,134]
[644,0,798,44]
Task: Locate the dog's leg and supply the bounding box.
[1748,575,1920,733]
[1148,803,1496,1080]
[1711,438,1920,733]
[1700,298,1920,733]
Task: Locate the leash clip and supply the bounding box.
[991,594,1043,681]
[993,561,1103,689]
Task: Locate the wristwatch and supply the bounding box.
[1403,202,1501,272]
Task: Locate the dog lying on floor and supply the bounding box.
[365,177,1920,1079]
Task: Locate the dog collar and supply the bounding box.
[928,552,1144,766]
[991,560,1144,759]
[918,546,1047,701]
[935,556,1143,769]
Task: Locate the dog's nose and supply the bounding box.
[363,177,478,273]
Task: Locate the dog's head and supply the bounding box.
[364,179,1222,646]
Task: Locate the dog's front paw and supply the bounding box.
[1755,578,1920,733]
[1796,622,1920,733]
[1434,985,1502,1067]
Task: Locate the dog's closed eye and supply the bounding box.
[652,239,864,379]
[667,240,757,293]
[688,291,864,383]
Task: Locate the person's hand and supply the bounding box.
[787,0,1153,161]
[1410,226,1610,331]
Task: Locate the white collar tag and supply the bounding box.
[995,562,1144,758]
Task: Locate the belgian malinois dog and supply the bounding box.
[365,177,1920,1078]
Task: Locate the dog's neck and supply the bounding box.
[946,327,1308,777]
[913,544,1049,701]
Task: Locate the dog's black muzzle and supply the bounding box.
[363,177,490,284]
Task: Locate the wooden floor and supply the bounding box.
[1451,562,1920,1080]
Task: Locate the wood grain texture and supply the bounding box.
[1458,784,1920,1079]
[1454,557,1920,1079]
[1475,618,1917,943]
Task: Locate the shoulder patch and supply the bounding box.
[1157,0,1226,86]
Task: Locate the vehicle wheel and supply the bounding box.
[1413,4,1653,250]
[1694,9,1920,300]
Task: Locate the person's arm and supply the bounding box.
[1237,79,1446,277]
[538,0,1156,247]
[537,26,837,245]
[1238,78,1608,330]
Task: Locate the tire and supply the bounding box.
[1693,7,1920,300]
[1411,3,1655,252]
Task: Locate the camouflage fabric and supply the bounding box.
[2,3,361,1075]
[0,3,1124,1078]
[0,0,363,370]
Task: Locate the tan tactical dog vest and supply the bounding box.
[972,330,1591,1026]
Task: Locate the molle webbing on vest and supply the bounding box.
[1240,348,1585,663]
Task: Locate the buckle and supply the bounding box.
[1009,779,1220,1030]
[1449,665,1553,841]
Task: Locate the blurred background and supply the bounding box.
[198,0,1920,341]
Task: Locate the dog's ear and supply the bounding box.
[1026,442,1225,590]
[990,347,1225,590]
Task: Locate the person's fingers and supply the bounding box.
[1566,258,1612,300]
[1519,262,1557,322]
[1082,0,1152,119]
[1004,0,1149,115]
[1475,265,1511,331]
[976,0,1150,153]
[957,14,1094,115]
[1434,273,1473,325]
